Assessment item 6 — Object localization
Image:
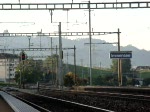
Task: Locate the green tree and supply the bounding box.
[15,59,43,86]
[43,54,58,69]
[122,75,127,86]
[75,77,88,86]
[111,59,131,73]
[126,78,133,86]
[93,75,105,85]
[122,59,131,73]
[43,54,58,82]
[143,78,150,86]
[111,59,118,73]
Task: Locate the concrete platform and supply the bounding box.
[0,95,14,112]
[0,91,40,112]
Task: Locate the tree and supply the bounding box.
[143,78,150,86]
[126,78,133,86]
[43,54,58,69]
[122,59,131,73]
[93,74,118,86]
[64,72,75,87]
[93,75,105,85]
[111,59,131,73]
[43,54,58,83]
[15,59,43,86]
[75,77,88,86]
[111,59,118,73]
[122,75,127,86]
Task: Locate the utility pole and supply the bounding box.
[66,52,68,66]
[13,49,15,55]
[117,28,122,86]
[28,36,31,49]
[49,10,53,23]
[56,45,58,87]
[51,59,53,84]
[22,60,25,88]
[50,37,53,84]
[100,62,101,69]
[88,1,92,86]
[19,69,21,88]
[80,59,84,79]
[66,52,69,73]
[9,65,10,85]
[51,37,53,55]
[58,22,63,90]
[4,57,6,83]
[74,45,76,85]
[40,29,42,49]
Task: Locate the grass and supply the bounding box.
[0,82,18,88]
[139,70,150,79]
[67,64,112,78]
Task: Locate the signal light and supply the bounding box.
[21,52,26,61]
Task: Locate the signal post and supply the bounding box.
[20,51,27,88]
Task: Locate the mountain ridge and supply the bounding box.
[1,36,150,68]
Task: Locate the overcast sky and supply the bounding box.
[0,0,150,51]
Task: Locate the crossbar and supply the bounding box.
[0,2,149,10]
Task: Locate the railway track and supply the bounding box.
[38,88,150,112]
[38,86,150,101]
[6,90,113,112]
[3,86,150,112]
[84,86,150,95]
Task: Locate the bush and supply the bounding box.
[64,72,75,87]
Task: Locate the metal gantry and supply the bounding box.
[1,1,149,86]
[0,47,75,51]
[0,32,118,37]
[84,42,118,45]
[0,2,150,10]
[0,47,75,61]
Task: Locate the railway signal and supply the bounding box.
[21,52,26,61]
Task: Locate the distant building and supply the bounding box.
[136,66,150,71]
[3,29,9,33]
[0,53,19,82]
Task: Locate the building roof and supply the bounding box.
[136,66,150,70]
